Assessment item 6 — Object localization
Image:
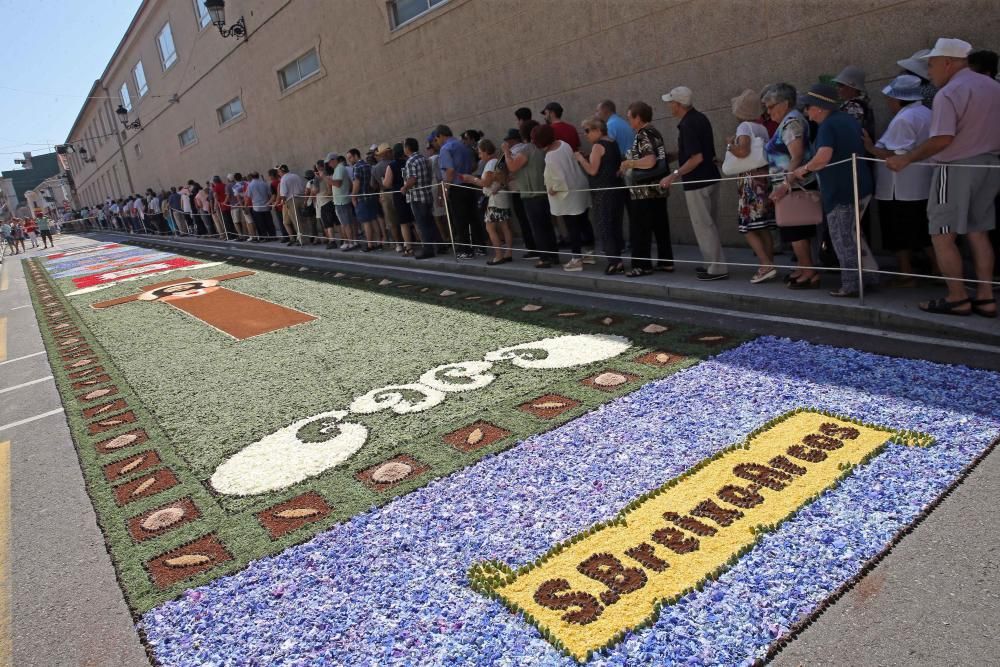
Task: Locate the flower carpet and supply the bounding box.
[25,240,1000,666]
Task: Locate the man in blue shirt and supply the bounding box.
[433,124,483,258]
[792,83,877,297]
[596,100,635,157]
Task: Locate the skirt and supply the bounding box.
[879,197,930,251]
[737,170,776,233]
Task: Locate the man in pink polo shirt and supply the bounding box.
[888,37,1000,318]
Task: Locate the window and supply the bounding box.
[178,126,198,148]
[157,22,177,69]
[134,61,148,97]
[389,0,448,29]
[278,49,320,91]
[194,0,212,28]
[217,97,244,125]
[120,82,132,112]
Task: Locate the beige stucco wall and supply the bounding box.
[69,0,1000,246]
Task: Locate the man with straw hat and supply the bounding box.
[887,38,1000,317]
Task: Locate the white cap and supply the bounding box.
[661,86,693,106]
[921,38,973,59]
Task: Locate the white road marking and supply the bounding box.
[0,408,65,432]
[0,351,46,366]
[9,305,31,311]
[0,376,53,394]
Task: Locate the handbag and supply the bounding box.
[629,125,669,184]
[721,136,768,176]
[775,187,823,227]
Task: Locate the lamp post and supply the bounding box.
[203,0,247,40]
[115,105,142,130]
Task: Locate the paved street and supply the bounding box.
[1,234,997,666]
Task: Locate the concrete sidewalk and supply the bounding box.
[105,230,999,348]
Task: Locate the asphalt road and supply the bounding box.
[1,234,997,666]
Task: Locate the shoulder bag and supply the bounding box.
[721,136,768,175]
[775,186,823,227]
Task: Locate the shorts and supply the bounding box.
[335,203,355,227]
[320,202,337,229]
[928,153,1000,236]
[40,230,53,240]
[355,197,378,223]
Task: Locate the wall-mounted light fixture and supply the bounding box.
[203,0,247,40]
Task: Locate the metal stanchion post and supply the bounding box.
[291,194,302,245]
[441,181,458,257]
[851,153,865,305]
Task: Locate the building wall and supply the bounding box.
[68,0,1000,245]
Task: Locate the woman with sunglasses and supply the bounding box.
[576,117,625,274]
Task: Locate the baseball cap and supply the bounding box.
[540,101,563,115]
[426,131,438,145]
[325,152,340,162]
[661,86,693,105]
[922,38,973,59]
[504,128,522,142]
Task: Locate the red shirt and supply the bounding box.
[270,178,282,211]
[550,121,580,151]
[213,182,229,212]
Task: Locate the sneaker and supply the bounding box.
[339,242,350,250]
[474,248,487,256]
[522,251,541,260]
[395,244,404,253]
[696,271,729,281]
[582,252,597,265]
[563,258,584,272]
[456,252,474,259]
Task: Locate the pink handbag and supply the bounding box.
[775,188,823,227]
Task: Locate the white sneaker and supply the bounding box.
[582,252,596,265]
[563,257,584,272]
[339,242,349,250]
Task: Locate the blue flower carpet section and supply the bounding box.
[140,337,1000,666]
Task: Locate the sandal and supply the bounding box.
[971,298,997,318]
[829,288,859,298]
[605,262,625,275]
[787,275,820,290]
[919,297,971,316]
[487,257,506,266]
[627,268,654,277]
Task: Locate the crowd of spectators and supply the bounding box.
[66,38,998,317]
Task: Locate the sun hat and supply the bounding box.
[832,65,866,91]
[921,38,973,59]
[376,142,392,156]
[881,74,925,101]
[731,89,762,121]
[801,83,840,111]
[661,86,693,105]
[897,48,932,79]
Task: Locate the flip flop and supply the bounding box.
[971,298,997,318]
[919,297,971,316]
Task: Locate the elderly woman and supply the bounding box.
[832,65,875,138]
[764,83,821,289]
[575,117,625,274]
[725,89,776,283]
[792,83,877,297]
[619,101,673,277]
[533,123,591,271]
[863,74,935,286]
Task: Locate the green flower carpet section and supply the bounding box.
[26,243,745,613]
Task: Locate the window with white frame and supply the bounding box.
[217,97,244,125]
[277,49,320,91]
[120,82,132,112]
[157,22,178,69]
[134,61,148,97]
[178,126,198,148]
[194,0,212,28]
[389,0,448,29]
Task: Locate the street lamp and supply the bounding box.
[203,0,247,40]
[115,105,142,130]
